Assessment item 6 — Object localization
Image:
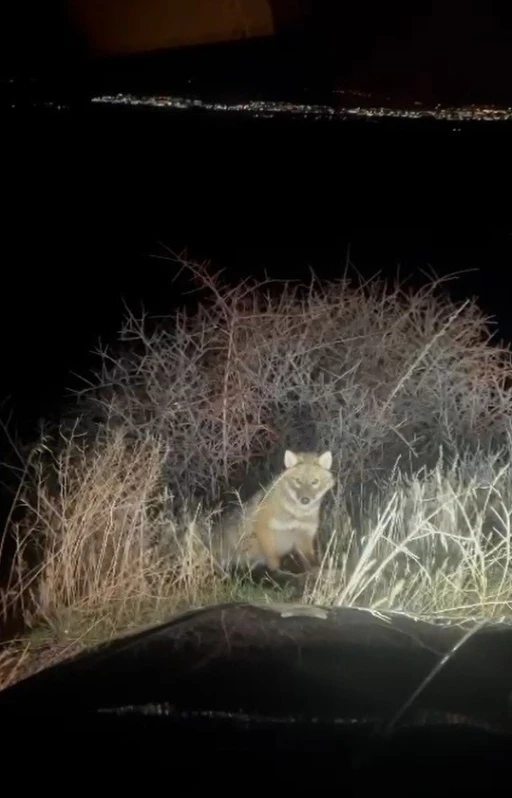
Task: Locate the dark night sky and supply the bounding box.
[3,3,512,103]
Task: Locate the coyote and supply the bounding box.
[212,450,335,572]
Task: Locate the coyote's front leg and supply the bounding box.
[295,534,318,570]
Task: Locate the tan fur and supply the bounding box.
[212,450,335,572]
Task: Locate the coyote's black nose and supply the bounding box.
[301,496,311,505]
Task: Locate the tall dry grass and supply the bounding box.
[2,260,512,687]
[309,449,512,618]
[2,428,227,641]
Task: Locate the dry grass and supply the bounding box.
[2,261,512,689]
[1,429,276,641]
[308,451,512,619]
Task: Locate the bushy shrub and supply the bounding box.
[2,261,512,685]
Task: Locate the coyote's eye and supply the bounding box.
[311,478,319,486]
[293,478,302,486]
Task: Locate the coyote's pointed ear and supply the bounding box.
[284,450,299,469]
[317,451,333,470]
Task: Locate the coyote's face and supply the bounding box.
[281,450,335,507]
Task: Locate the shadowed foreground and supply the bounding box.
[1,602,512,786]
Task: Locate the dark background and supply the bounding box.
[1,1,512,445]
